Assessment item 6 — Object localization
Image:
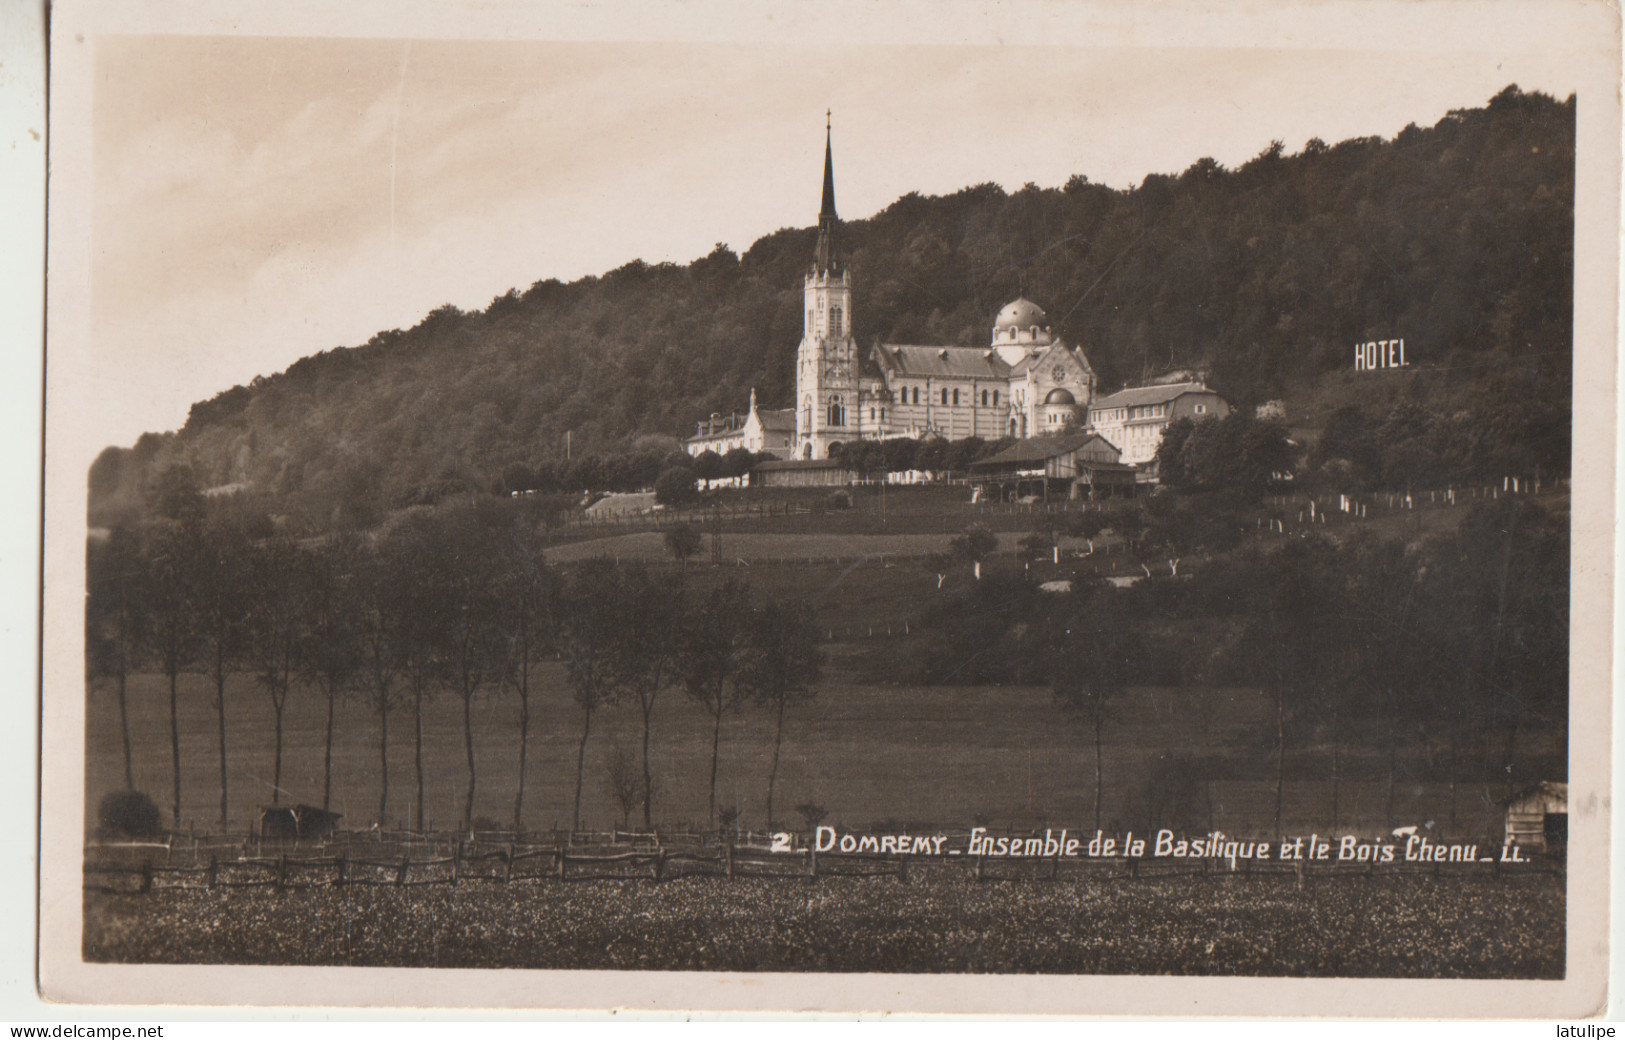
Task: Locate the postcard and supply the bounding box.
[38,0,1619,1016]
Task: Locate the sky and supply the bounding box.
[88,25,1586,447]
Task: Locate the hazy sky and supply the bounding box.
[90,31,1583,446]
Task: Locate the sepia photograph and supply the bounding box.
[38,0,1619,1017]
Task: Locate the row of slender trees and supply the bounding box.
[86,499,824,836]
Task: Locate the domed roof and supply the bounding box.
[1044,387,1076,405]
[995,297,1047,330]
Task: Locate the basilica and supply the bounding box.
[688,126,1226,471]
[788,126,1097,460]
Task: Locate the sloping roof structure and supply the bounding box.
[971,432,1121,469]
[874,344,1012,380]
[757,408,796,431]
[1089,381,1213,411]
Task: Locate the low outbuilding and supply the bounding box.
[752,458,856,488]
[1501,781,1567,852]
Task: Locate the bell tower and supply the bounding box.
[794,113,858,460]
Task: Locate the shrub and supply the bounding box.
[653,467,699,506]
[98,790,162,838]
[826,489,852,510]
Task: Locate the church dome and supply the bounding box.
[1044,387,1076,405]
[995,297,1047,331]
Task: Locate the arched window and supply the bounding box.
[828,395,844,427]
[953,388,960,406]
[830,305,844,338]
[992,390,1000,407]
[912,387,919,405]
[807,309,813,330]
[981,389,989,407]
[941,388,948,406]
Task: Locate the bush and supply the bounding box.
[826,489,852,511]
[653,467,699,507]
[98,790,162,838]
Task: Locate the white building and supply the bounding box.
[1086,381,1231,468]
[685,388,795,458]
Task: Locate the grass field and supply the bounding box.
[82,869,1564,976]
[85,484,1566,838]
[87,656,1556,839]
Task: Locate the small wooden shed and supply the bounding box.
[260,804,342,841]
[1502,781,1567,851]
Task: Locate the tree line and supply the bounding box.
[89,86,1572,533]
[890,496,1567,836]
[87,494,823,837]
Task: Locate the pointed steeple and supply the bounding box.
[813,111,839,275]
[819,111,837,223]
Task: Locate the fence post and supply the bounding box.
[504,843,514,884]
[654,848,666,881]
[724,840,734,878]
[276,854,287,890]
[140,862,153,894]
[335,854,346,888]
[206,855,218,890]
[557,844,567,880]
[451,839,461,886]
[396,855,409,886]
[808,842,818,879]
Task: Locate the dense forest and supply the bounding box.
[89,86,1573,528]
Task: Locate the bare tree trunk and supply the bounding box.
[640,699,654,831]
[215,663,229,832]
[1384,701,1398,829]
[377,683,390,826]
[1448,686,1464,832]
[1093,710,1103,834]
[572,705,593,833]
[1274,687,1285,842]
[462,690,477,830]
[272,692,286,806]
[513,686,530,833]
[413,677,425,831]
[708,701,723,828]
[1328,690,1340,833]
[169,669,181,831]
[117,644,133,790]
[766,697,786,827]
[323,686,336,811]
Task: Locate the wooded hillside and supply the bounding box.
[89,86,1573,527]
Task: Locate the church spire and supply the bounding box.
[819,111,837,222]
[813,111,839,274]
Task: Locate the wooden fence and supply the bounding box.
[83,829,1561,895]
